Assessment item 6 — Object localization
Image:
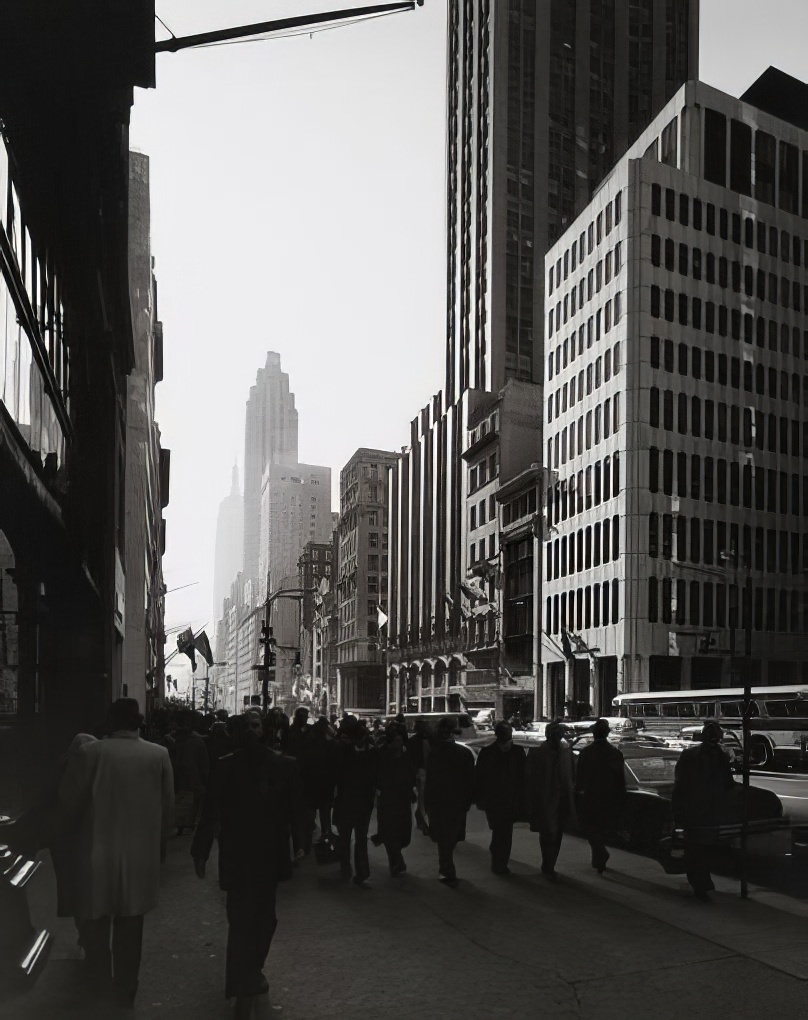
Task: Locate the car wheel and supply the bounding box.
[749,737,771,767]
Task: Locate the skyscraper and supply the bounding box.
[445,0,699,401]
[212,464,243,621]
[242,352,299,582]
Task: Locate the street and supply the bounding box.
[5,807,808,1020]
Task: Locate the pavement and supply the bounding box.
[4,809,808,1020]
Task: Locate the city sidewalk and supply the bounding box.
[4,811,808,1020]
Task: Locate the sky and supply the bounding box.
[130,0,808,692]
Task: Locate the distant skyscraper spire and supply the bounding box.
[242,352,299,582]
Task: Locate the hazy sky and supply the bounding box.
[131,1,808,690]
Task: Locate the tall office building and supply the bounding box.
[445,0,699,401]
[541,71,808,717]
[242,352,298,582]
[213,464,243,621]
[388,0,699,712]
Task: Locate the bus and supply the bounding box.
[612,685,808,767]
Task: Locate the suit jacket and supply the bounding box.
[424,739,475,844]
[574,738,626,830]
[57,732,174,919]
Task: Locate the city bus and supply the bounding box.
[612,685,808,767]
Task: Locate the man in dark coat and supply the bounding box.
[408,719,431,834]
[298,717,337,841]
[333,718,378,887]
[474,721,526,875]
[672,719,735,899]
[574,718,626,874]
[424,716,475,887]
[525,721,575,880]
[192,713,298,1018]
[376,722,417,876]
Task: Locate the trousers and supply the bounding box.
[485,812,514,872]
[225,883,278,999]
[78,914,144,1000]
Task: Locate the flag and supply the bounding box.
[177,627,197,672]
[377,605,389,630]
[193,629,214,667]
[460,579,487,603]
[561,629,574,661]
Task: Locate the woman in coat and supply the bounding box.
[525,721,575,880]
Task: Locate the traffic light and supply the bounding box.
[259,622,277,667]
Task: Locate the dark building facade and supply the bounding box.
[0,1,156,813]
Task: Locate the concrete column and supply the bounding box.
[565,656,575,704]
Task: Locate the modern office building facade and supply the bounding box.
[388,0,699,716]
[542,73,808,717]
[445,0,699,401]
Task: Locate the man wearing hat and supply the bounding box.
[672,719,735,899]
[474,722,526,875]
[575,718,626,874]
[57,698,174,1004]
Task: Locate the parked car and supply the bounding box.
[0,817,51,994]
[566,741,788,862]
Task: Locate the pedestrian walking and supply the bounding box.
[376,722,417,876]
[474,721,526,875]
[525,720,574,880]
[408,718,431,834]
[173,710,210,834]
[333,717,378,887]
[672,719,736,899]
[424,716,475,888]
[285,707,313,858]
[192,712,297,1019]
[299,717,337,843]
[574,718,626,874]
[56,698,174,1005]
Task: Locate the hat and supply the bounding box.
[494,721,513,739]
[436,715,460,738]
[591,718,610,739]
[700,720,723,743]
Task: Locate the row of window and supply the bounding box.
[469,494,497,531]
[547,342,622,421]
[548,310,622,379]
[501,487,538,527]
[545,454,621,529]
[547,191,623,294]
[468,451,499,494]
[651,178,808,254]
[701,109,808,219]
[547,395,621,470]
[650,286,808,351]
[648,513,808,574]
[649,388,808,458]
[545,580,620,636]
[547,243,623,335]
[470,533,497,565]
[650,337,808,403]
[548,287,622,341]
[651,233,808,309]
[647,577,808,634]
[648,447,808,515]
[544,516,620,582]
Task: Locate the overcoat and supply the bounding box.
[574,738,626,832]
[474,741,526,823]
[672,741,735,835]
[57,732,174,919]
[525,741,574,837]
[424,739,475,844]
[376,744,417,848]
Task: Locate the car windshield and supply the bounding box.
[625,756,678,783]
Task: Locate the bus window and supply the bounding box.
[678,703,696,718]
[720,702,742,718]
[764,701,787,717]
[627,704,642,717]
[642,704,661,718]
[786,702,808,717]
[661,703,681,717]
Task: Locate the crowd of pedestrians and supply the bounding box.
[14,699,741,1017]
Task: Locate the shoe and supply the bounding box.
[352,876,371,889]
[492,866,511,876]
[438,874,459,888]
[541,868,558,883]
[693,889,711,901]
[294,849,305,862]
[390,860,407,877]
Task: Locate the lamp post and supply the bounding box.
[720,545,752,900]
